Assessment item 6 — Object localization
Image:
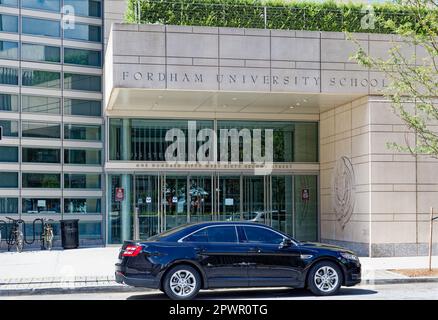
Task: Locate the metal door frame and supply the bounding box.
[132,172,161,239]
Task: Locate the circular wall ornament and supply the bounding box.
[332,156,356,229]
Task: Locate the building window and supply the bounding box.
[64,124,101,141]
[22,69,61,88]
[79,221,101,239]
[0,40,18,60]
[22,43,61,63]
[0,14,18,33]
[64,198,101,214]
[64,173,101,189]
[0,198,18,214]
[0,0,18,7]
[0,146,18,162]
[22,173,60,188]
[64,48,101,67]
[0,120,19,137]
[22,17,60,38]
[22,121,61,139]
[217,120,319,162]
[0,172,18,188]
[22,147,60,163]
[22,198,60,214]
[64,99,101,117]
[0,67,18,85]
[109,119,213,161]
[64,0,101,18]
[21,0,60,12]
[0,94,19,112]
[64,23,101,42]
[64,148,101,165]
[64,73,101,92]
[21,95,61,114]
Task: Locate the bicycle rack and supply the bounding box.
[1,218,53,251]
[23,218,44,246]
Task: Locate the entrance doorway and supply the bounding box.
[108,172,318,243]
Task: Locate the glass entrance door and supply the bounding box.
[242,176,265,222]
[216,174,241,221]
[163,175,188,230]
[134,175,159,239]
[188,175,213,223]
[271,175,293,235]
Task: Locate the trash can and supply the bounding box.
[60,219,79,249]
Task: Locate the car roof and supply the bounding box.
[187,221,268,228]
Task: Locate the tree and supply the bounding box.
[350,0,438,156]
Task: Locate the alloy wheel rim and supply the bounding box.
[314,266,339,292]
[170,270,197,297]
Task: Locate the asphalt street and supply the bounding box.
[2,282,438,300]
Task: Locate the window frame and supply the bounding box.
[21,16,61,38]
[0,13,18,33]
[239,225,299,245]
[0,40,18,60]
[22,147,61,164]
[63,22,102,43]
[21,121,61,139]
[21,0,61,13]
[63,47,102,67]
[21,94,61,114]
[21,42,61,64]
[179,225,239,244]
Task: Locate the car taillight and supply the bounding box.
[122,245,142,257]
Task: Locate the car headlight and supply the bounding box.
[340,252,359,261]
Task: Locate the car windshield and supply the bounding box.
[147,224,192,241]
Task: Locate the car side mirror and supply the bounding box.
[279,238,292,249]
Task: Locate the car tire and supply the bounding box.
[307,261,343,296]
[163,265,201,300]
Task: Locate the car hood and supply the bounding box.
[298,241,356,254]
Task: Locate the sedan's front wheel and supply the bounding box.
[163,265,201,300]
[307,261,343,296]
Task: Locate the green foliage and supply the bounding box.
[352,0,438,157]
[125,0,432,34]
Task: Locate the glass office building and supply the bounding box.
[0,0,103,245]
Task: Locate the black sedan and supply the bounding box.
[115,222,361,300]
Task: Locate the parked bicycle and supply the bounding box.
[41,218,54,250]
[0,219,6,250]
[5,217,24,253]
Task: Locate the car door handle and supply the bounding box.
[248,247,261,253]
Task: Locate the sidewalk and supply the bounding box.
[1,247,437,296]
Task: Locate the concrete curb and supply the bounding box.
[0,285,151,297]
[360,277,438,285]
[1,277,438,297]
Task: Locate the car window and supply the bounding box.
[207,226,237,243]
[148,223,191,240]
[243,226,284,244]
[183,229,208,242]
[183,226,237,243]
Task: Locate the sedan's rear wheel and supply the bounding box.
[163,265,201,300]
[307,261,343,296]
